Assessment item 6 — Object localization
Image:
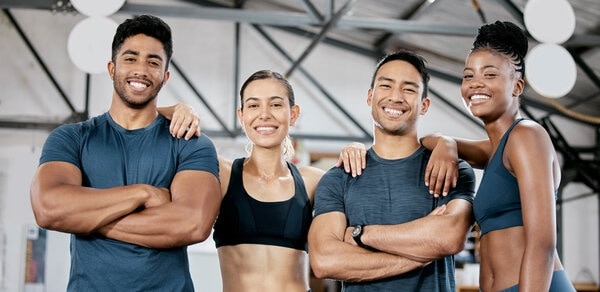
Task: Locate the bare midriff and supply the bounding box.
[218,244,310,292]
[478,226,563,292]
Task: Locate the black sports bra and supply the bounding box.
[213,158,312,251]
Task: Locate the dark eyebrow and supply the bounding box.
[121,49,139,56]
[403,80,420,88]
[147,54,164,62]
[464,64,499,72]
[377,76,420,88]
[243,96,285,103]
[377,76,395,83]
[121,50,164,62]
[243,97,258,103]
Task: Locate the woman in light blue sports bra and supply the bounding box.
[422,21,575,292]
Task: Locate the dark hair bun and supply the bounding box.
[472,20,528,75]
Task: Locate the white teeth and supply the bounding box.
[471,94,490,100]
[384,108,404,115]
[129,81,147,89]
[256,126,276,133]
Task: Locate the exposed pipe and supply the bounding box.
[254,24,372,140]
[3,8,77,113]
[170,60,235,137]
[285,0,358,78]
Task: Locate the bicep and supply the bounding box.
[31,161,82,195]
[507,129,557,241]
[30,161,84,229]
[170,170,220,204]
[308,212,347,246]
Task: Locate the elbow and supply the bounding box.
[158,225,210,249]
[188,194,221,244]
[438,216,473,256]
[309,254,332,279]
[445,239,466,256]
[308,251,346,282]
[32,207,53,230]
[309,248,341,279]
[529,234,556,257]
[437,233,468,256]
[31,190,51,229]
[185,215,216,245]
[30,189,64,232]
[190,224,212,243]
[32,207,96,234]
[31,198,65,231]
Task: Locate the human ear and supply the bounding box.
[290,104,300,126]
[513,78,525,97]
[366,88,374,106]
[420,97,431,115]
[107,61,115,80]
[236,107,244,127]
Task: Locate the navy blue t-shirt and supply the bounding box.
[39,112,219,291]
[314,147,475,292]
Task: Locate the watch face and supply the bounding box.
[352,225,361,237]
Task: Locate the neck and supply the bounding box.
[483,112,521,146]
[108,96,158,130]
[372,129,421,159]
[244,147,288,178]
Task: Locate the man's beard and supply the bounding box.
[113,75,164,109]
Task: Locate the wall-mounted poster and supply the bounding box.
[23,225,46,292]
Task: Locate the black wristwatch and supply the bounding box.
[351,225,368,248]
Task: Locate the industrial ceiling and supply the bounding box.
[0,0,598,193]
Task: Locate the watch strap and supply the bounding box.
[352,225,368,248]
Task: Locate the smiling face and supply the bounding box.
[367,60,430,136]
[461,48,524,122]
[108,34,170,108]
[238,78,299,151]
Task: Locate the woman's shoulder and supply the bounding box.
[508,119,550,146]
[504,119,555,164]
[298,165,325,184]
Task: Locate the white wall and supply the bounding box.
[0,130,69,292]
[562,182,599,284]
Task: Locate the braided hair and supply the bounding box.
[471,21,528,78]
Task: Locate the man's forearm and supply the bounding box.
[420,133,443,151]
[98,201,214,249]
[311,244,428,282]
[360,202,473,261]
[32,181,150,234]
[156,105,175,119]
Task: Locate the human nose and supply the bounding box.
[258,105,271,119]
[388,88,405,102]
[132,62,149,77]
[466,76,484,89]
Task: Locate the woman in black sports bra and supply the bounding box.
[162,70,342,291]
[421,21,575,292]
[211,70,327,292]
